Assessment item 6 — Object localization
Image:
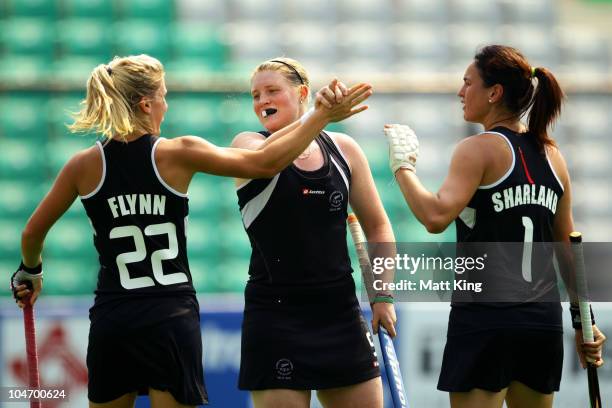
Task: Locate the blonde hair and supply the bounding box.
[251,57,310,99]
[69,54,165,141]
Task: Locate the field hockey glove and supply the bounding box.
[384,124,419,174]
[11,261,43,301]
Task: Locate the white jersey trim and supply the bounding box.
[241,174,280,229]
[151,138,188,198]
[325,131,352,172]
[478,131,516,190]
[80,141,106,200]
[330,156,350,193]
[545,153,565,192]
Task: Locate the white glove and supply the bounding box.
[384,124,419,174]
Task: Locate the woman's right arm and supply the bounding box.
[12,151,82,307]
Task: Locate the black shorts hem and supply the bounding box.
[437,328,562,395]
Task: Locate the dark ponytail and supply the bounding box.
[474,45,565,151]
[528,66,564,150]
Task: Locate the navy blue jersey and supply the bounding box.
[236,131,352,286]
[81,135,196,323]
[451,127,564,333]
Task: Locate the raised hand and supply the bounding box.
[315,79,372,123]
[384,124,419,174]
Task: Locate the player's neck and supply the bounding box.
[483,113,522,133]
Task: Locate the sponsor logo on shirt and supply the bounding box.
[302,188,325,195]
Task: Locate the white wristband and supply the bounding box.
[299,107,315,125]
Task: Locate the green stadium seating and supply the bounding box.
[189,258,223,293]
[46,135,96,173]
[52,56,99,85]
[0,94,49,139]
[169,23,227,62]
[163,96,227,141]
[187,221,222,262]
[5,0,57,18]
[0,219,22,257]
[44,217,96,258]
[187,175,226,218]
[219,95,261,135]
[60,0,114,19]
[218,215,251,258]
[164,57,223,85]
[0,260,17,297]
[215,259,250,292]
[0,138,47,180]
[0,55,49,84]
[47,94,87,139]
[0,180,43,218]
[56,19,113,58]
[115,0,175,21]
[113,20,170,61]
[42,257,98,295]
[0,18,55,57]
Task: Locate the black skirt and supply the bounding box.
[239,277,380,390]
[87,296,208,405]
[437,327,563,394]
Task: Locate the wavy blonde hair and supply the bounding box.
[69,54,165,141]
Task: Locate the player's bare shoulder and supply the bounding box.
[231,131,266,150]
[66,143,104,196]
[326,131,360,170]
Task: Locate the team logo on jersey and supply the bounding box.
[329,190,344,211]
[275,358,293,380]
[302,188,325,195]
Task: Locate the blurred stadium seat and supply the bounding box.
[113,19,170,60]
[0,18,54,57]
[56,18,113,58]
[59,0,114,19]
[4,0,57,18]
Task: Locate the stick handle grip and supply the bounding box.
[570,232,595,343]
[23,299,41,408]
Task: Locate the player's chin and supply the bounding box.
[264,118,288,134]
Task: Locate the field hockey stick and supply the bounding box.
[23,296,41,408]
[570,232,601,408]
[347,214,409,408]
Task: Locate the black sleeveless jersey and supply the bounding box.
[81,135,196,322]
[451,127,565,333]
[236,131,353,286]
[456,127,564,243]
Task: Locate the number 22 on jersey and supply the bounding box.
[109,222,187,289]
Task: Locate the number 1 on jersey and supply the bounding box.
[521,216,534,283]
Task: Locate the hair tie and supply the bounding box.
[270,59,304,85]
[106,65,112,76]
[530,66,537,78]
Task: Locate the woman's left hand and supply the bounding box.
[372,302,397,337]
